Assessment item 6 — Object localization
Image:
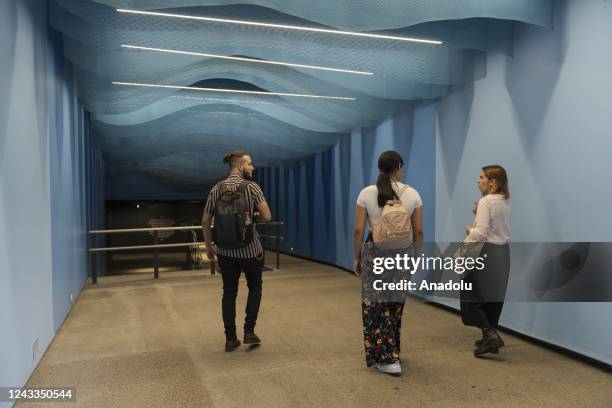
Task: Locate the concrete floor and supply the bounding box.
[21,253,611,407]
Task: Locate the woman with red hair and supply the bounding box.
[462,165,511,357]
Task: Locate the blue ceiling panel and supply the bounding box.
[48,0,552,192]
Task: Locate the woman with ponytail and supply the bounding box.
[353,151,424,376]
[461,165,511,357]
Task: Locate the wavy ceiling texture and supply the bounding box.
[49,0,552,190]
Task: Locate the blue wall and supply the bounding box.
[256,104,437,270]
[0,0,104,402]
[257,0,612,365]
[434,0,612,364]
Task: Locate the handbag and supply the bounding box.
[452,239,484,279]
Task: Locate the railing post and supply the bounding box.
[153,230,159,279]
[186,245,191,269]
[90,233,98,284]
[276,224,280,270]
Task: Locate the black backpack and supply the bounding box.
[212,180,254,249]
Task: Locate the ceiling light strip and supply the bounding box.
[121,45,373,75]
[116,9,442,45]
[112,81,355,100]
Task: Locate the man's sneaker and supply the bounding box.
[225,338,241,352]
[375,361,402,376]
[243,331,261,345]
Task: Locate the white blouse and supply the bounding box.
[468,194,511,244]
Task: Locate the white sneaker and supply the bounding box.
[375,361,402,376]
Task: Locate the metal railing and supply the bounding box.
[88,222,285,284]
[256,222,285,270]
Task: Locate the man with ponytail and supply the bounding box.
[353,151,424,376]
[202,151,272,352]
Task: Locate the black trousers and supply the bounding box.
[217,254,264,338]
[460,243,510,329]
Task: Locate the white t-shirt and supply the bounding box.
[356,182,422,230]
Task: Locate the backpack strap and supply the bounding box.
[237,181,253,217]
[392,183,409,201]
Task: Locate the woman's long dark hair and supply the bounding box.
[376,151,404,207]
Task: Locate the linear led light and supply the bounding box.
[112,81,355,100]
[116,9,442,45]
[122,45,373,76]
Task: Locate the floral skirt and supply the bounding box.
[362,300,404,366]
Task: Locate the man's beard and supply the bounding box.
[242,169,253,180]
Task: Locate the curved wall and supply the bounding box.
[258,0,612,365]
[255,104,437,269]
[0,0,105,399]
[434,0,612,365]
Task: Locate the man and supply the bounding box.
[202,151,272,352]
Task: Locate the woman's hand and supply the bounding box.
[353,258,362,277]
[465,225,472,236]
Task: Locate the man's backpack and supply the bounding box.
[213,180,254,249]
[372,185,413,245]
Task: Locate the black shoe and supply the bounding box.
[225,338,241,352]
[474,329,504,357]
[475,331,505,348]
[243,331,261,345]
[474,329,486,347]
[480,345,500,354]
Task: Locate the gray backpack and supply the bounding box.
[212,181,254,249]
